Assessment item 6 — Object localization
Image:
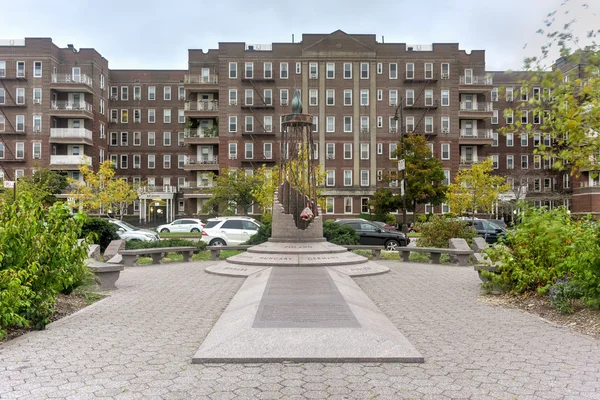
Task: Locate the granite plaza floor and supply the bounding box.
[1,260,599,399]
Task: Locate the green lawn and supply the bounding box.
[135,250,244,265]
[158,232,204,238]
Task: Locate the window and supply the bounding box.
[178,155,185,168]
[533,111,541,124]
[120,109,128,123]
[443,170,450,186]
[326,170,335,186]
[296,62,301,74]
[441,63,450,79]
[521,134,528,146]
[326,63,335,79]
[264,62,272,79]
[326,89,335,105]
[264,143,273,159]
[361,198,369,214]
[520,87,528,101]
[376,143,383,155]
[326,197,334,214]
[16,88,24,104]
[505,110,514,124]
[390,117,398,133]
[424,63,433,79]
[148,86,156,100]
[32,142,41,159]
[178,109,185,124]
[119,86,128,101]
[491,88,498,101]
[491,155,499,169]
[425,117,434,133]
[110,132,118,146]
[229,116,237,132]
[263,89,272,106]
[405,63,414,79]
[441,143,450,160]
[441,90,450,106]
[360,63,369,79]
[178,131,184,146]
[32,115,41,132]
[229,62,237,79]
[377,63,382,74]
[360,116,369,132]
[245,116,254,132]
[245,62,254,78]
[16,61,25,78]
[344,63,352,79]
[148,154,155,169]
[99,149,104,163]
[343,116,352,132]
[389,90,398,106]
[377,116,383,128]
[119,155,128,169]
[424,90,433,106]
[534,155,541,169]
[178,86,185,101]
[264,116,273,132]
[229,143,237,159]
[228,89,237,106]
[148,109,155,123]
[343,90,352,106]
[309,89,318,106]
[507,155,514,169]
[245,89,253,106]
[0,115,4,132]
[326,116,335,132]
[360,143,369,160]
[506,133,513,147]
[360,90,368,106]
[16,142,25,159]
[121,132,128,146]
[0,61,4,77]
[533,87,541,101]
[148,132,156,146]
[133,132,141,146]
[344,143,352,159]
[309,63,318,79]
[131,86,140,101]
[491,110,498,125]
[280,89,289,106]
[164,86,171,100]
[389,143,398,160]
[506,87,514,101]
[344,198,352,214]
[389,63,398,79]
[326,143,335,159]
[163,131,171,146]
[0,88,3,104]
[534,133,541,146]
[521,110,528,124]
[16,115,24,131]
[406,90,414,106]
[100,99,104,115]
[280,62,288,79]
[344,170,352,186]
[563,174,570,189]
[0,143,4,158]
[404,116,414,133]
[33,61,42,78]
[441,116,450,133]
[360,170,369,186]
[521,155,528,169]
[312,116,318,132]
[377,90,382,102]
[464,69,473,84]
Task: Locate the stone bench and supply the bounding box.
[87,261,124,290]
[206,245,252,261]
[342,245,384,260]
[119,246,197,266]
[399,247,473,266]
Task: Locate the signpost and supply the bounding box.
[3,180,15,189]
[397,159,405,171]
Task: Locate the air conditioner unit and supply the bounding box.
[134,96,141,101]
[33,128,41,133]
[110,118,118,123]
[441,129,449,134]
[361,128,369,134]
[110,95,118,101]
[229,100,237,106]
[441,73,449,79]
[229,155,237,160]
[310,75,318,80]
[264,155,272,160]
[33,99,41,104]
[281,101,288,106]
[326,155,334,160]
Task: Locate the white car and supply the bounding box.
[201,216,260,246]
[109,219,160,242]
[157,218,204,233]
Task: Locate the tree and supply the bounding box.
[202,166,276,215]
[447,159,510,220]
[370,188,400,219]
[394,134,448,221]
[0,169,68,207]
[69,161,138,218]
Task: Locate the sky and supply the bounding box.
[0,0,598,71]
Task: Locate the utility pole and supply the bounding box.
[393,99,408,234]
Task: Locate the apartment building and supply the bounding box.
[0,31,595,222]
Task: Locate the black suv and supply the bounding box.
[463,219,506,244]
[335,219,410,250]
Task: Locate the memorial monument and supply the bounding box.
[194,91,423,364]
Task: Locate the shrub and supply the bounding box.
[323,221,360,245]
[243,221,272,245]
[80,217,120,252]
[125,238,206,252]
[417,215,476,248]
[548,276,583,314]
[0,194,89,336]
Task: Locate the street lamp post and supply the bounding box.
[393,99,408,234]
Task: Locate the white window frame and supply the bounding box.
[343,170,352,186]
[229,62,238,79]
[360,89,369,106]
[326,63,335,79]
[360,143,369,160]
[148,86,156,101]
[344,143,352,160]
[229,116,237,132]
[389,63,398,79]
[360,63,369,79]
[280,62,288,79]
[326,89,335,106]
[441,143,450,160]
[405,63,414,79]
[343,63,352,79]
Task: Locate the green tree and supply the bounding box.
[1,169,68,207]
[394,134,447,221]
[370,188,400,219]
[69,161,138,218]
[447,158,510,220]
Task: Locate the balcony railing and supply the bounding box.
[138,185,177,194]
[459,102,493,112]
[184,155,219,165]
[51,101,93,112]
[184,75,219,84]
[179,181,215,189]
[459,129,493,139]
[51,73,93,88]
[183,127,219,138]
[184,101,218,112]
[459,76,493,85]
[50,155,92,166]
[459,157,480,165]
[579,181,600,188]
[50,128,93,141]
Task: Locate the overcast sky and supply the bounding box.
[0,0,597,71]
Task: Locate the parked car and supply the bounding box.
[463,219,506,244]
[157,218,204,233]
[108,219,160,242]
[370,220,398,231]
[483,219,507,230]
[200,216,261,246]
[334,219,410,250]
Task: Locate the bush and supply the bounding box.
[125,238,206,252]
[243,221,272,245]
[548,276,583,314]
[0,194,89,337]
[417,215,476,248]
[323,221,360,245]
[80,217,120,252]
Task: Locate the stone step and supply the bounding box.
[247,241,348,255]
[225,251,368,267]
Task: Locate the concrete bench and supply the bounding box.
[87,261,124,290]
[399,247,473,266]
[119,246,197,266]
[206,245,252,261]
[342,245,385,260]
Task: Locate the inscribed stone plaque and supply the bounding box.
[253,267,360,328]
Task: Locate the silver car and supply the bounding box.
[201,216,260,246]
[109,219,160,242]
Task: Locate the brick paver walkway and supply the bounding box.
[1,261,599,399]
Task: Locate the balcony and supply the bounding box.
[184,100,219,117]
[458,102,493,119]
[49,155,92,170]
[573,181,600,195]
[49,101,93,119]
[183,127,219,144]
[459,157,480,168]
[51,74,94,93]
[459,76,493,93]
[184,75,219,92]
[180,181,215,198]
[49,128,93,145]
[183,155,220,171]
[459,129,494,145]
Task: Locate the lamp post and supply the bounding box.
[393,100,408,234]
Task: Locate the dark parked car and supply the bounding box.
[370,220,398,231]
[335,219,410,250]
[464,219,506,244]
